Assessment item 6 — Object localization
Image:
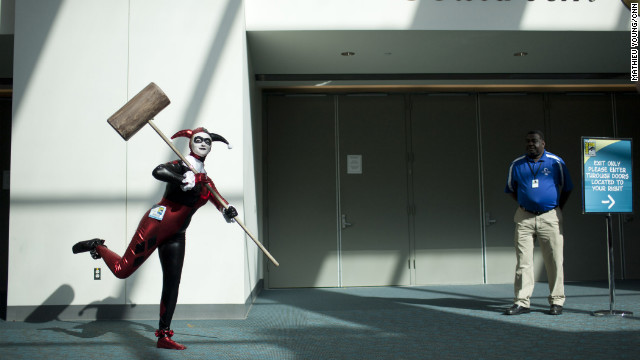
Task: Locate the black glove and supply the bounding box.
[223,206,238,223]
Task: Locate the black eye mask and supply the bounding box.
[193,136,212,145]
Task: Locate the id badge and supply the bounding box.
[532,179,539,188]
[149,205,166,221]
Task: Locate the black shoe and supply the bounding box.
[505,304,531,315]
[72,239,105,259]
[549,304,563,315]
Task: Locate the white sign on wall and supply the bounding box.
[347,155,362,174]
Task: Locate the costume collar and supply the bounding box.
[184,154,205,174]
[189,151,206,161]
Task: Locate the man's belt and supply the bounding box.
[520,206,556,216]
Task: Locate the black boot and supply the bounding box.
[72,239,105,259]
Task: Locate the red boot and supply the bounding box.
[155,329,186,350]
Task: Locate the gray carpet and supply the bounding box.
[1,281,639,359]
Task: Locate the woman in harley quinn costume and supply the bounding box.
[72,127,237,350]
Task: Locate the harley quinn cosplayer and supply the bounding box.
[72,127,237,350]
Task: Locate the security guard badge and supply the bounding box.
[532,179,539,188]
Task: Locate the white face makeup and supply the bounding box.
[190,132,212,157]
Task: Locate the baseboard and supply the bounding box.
[6,279,263,322]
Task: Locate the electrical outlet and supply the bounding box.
[94,268,101,280]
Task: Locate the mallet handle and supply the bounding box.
[147,120,279,267]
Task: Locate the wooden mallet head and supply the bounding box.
[107,82,171,141]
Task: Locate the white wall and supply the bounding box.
[241,8,262,301]
[123,0,250,307]
[9,0,257,316]
[245,0,630,31]
[11,0,130,308]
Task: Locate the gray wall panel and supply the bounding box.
[411,94,483,284]
[338,95,410,286]
[547,93,614,281]
[479,94,546,284]
[266,95,339,288]
[615,93,640,279]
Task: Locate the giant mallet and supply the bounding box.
[107,82,279,266]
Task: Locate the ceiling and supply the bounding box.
[247,29,633,89]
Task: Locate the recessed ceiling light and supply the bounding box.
[341,51,355,56]
[514,52,528,57]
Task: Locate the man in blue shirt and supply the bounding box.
[504,130,573,316]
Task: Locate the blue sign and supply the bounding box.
[582,137,633,213]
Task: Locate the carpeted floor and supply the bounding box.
[1,281,639,359]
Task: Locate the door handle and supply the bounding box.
[341,214,353,229]
[485,212,497,226]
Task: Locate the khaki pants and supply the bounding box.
[513,207,565,307]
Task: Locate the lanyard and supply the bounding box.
[527,161,542,179]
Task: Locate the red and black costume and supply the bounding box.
[98,159,228,279]
[73,128,236,350]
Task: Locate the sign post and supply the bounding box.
[582,137,633,317]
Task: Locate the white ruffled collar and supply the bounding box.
[183,154,206,174]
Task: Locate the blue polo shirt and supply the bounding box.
[505,150,573,213]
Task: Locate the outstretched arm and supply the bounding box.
[204,178,238,221]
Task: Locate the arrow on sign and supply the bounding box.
[601,194,616,210]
